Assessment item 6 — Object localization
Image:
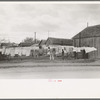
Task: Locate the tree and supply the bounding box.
[23,37,34,43]
[22,37,40,44]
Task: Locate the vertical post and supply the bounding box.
[79,32,81,47]
[34,32,36,43]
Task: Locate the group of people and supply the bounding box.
[47,47,65,60]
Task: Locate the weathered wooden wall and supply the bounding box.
[73,37,100,59]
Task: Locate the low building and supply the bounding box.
[38,40,46,47]
[18,43,34,47]
[72,24,100,59]
[0,42,18,48]
[45,37,73,47]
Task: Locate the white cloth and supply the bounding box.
[1,48,4,54]
[10,48,15,57]
[81,47,97,53]
[73,47,81,52]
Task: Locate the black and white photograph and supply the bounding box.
[0,1,100,98]
[0,2,99,79]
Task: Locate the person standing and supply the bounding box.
[62,49,65,60]
[48,47,52,60]
[52,48,56,60]
[48,47,54,60]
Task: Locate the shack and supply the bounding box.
[45,37,73,47]
[72,24,100,59]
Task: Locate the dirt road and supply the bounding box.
[0,59,99,78]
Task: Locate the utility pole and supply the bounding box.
[34,32,36,43]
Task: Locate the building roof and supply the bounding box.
[18,43,34,47]
[31,43,39,47]
[0,43,18,47]
[45,37,73,46]
[72,24,100,39]
[38,40,46,46]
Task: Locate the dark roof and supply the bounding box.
[73,24,100,39]
[1,43,18,47]
[45,37,73,46]
[39,40,46,46]
[1,43,10,46]
[18,43,34,47]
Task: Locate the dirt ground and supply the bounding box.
[0,56,99,78]
[0,57,98,68]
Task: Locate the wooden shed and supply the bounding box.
[72,24,100,59]
[45,37,73,47]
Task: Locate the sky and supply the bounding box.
[0,2,100,43]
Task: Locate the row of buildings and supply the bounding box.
[0,24,100,59]
[39,24,100,59]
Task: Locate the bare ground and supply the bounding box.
[0,57,99,78]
